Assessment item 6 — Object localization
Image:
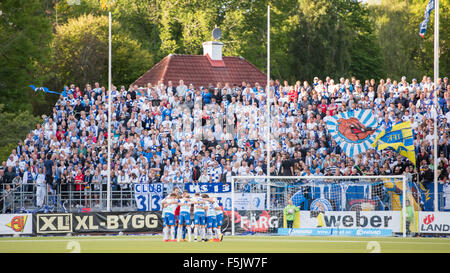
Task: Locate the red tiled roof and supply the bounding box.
[132,54,267,88]
[205,53,225,67]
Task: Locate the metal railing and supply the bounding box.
[1,180,449,214]
[0,181,192,214]
[0,183,136,213]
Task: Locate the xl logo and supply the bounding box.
[37,214,73,233]
[423,214,434,225]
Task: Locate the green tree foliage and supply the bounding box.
[284,0,351,82]
[108,0,162,60]
[0,104,42,162]
[369,0,425,80]
[0,0,52,113]
[222,0,272,74]
[343,1,385,81]
[409,0,449,78]
[281,0,384,83]
[50,14,153,89]
[368,0,448,80]
[157,0,220,56]
[54,0,162,61]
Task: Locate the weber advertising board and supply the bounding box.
[277,210,402,236]
[298,211,402,232]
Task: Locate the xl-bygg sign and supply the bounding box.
[419,212,450,234]
[36,213,73,234]
[73,211,162,233]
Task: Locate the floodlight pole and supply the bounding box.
[402,175,406,237]
[433,0,439,212]
[266,4,271,210]
[106,11,112,212]
[231,177,235,236]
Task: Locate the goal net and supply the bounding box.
[229,175,419,237]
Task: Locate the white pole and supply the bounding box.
[402,175,407,237]
[266,5,271,210]
[231,177,235,236]
[107,11,112,212]
[433,0,439,212]
[266,4,271,176]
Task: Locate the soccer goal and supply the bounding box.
[229,175,418,237]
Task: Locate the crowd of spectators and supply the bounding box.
[0,75,449,210]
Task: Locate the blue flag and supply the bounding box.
[419,0,435,38]
[29,85,61,95]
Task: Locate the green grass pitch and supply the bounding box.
[0,235,450,253]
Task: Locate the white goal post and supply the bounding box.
[230,175,414,237]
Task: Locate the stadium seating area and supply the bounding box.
[0,75,449,211]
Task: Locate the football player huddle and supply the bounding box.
[161,189,224,242]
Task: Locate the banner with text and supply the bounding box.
[72,211,163,233]
[298,211,402,232]
[35,211,163,234]
[215,193,266,211]
[222,210,283,234]
[418,212,450,234]
[134,183,164,211]
[277,228,393,237]
[184,183,231,194]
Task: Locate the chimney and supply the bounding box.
[202,41,223,61]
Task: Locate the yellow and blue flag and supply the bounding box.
[371,121,416,166]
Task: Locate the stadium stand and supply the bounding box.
[0,75,449,213]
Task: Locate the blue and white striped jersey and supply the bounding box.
[178,198,192,214]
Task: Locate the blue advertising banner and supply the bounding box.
[277,228,393,237]
[184,183,231,193]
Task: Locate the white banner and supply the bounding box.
[134,183,164,211]
[0,214,33,235]
[418,212,450,234]
[299,211,402,232]
[214,193,266,211]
